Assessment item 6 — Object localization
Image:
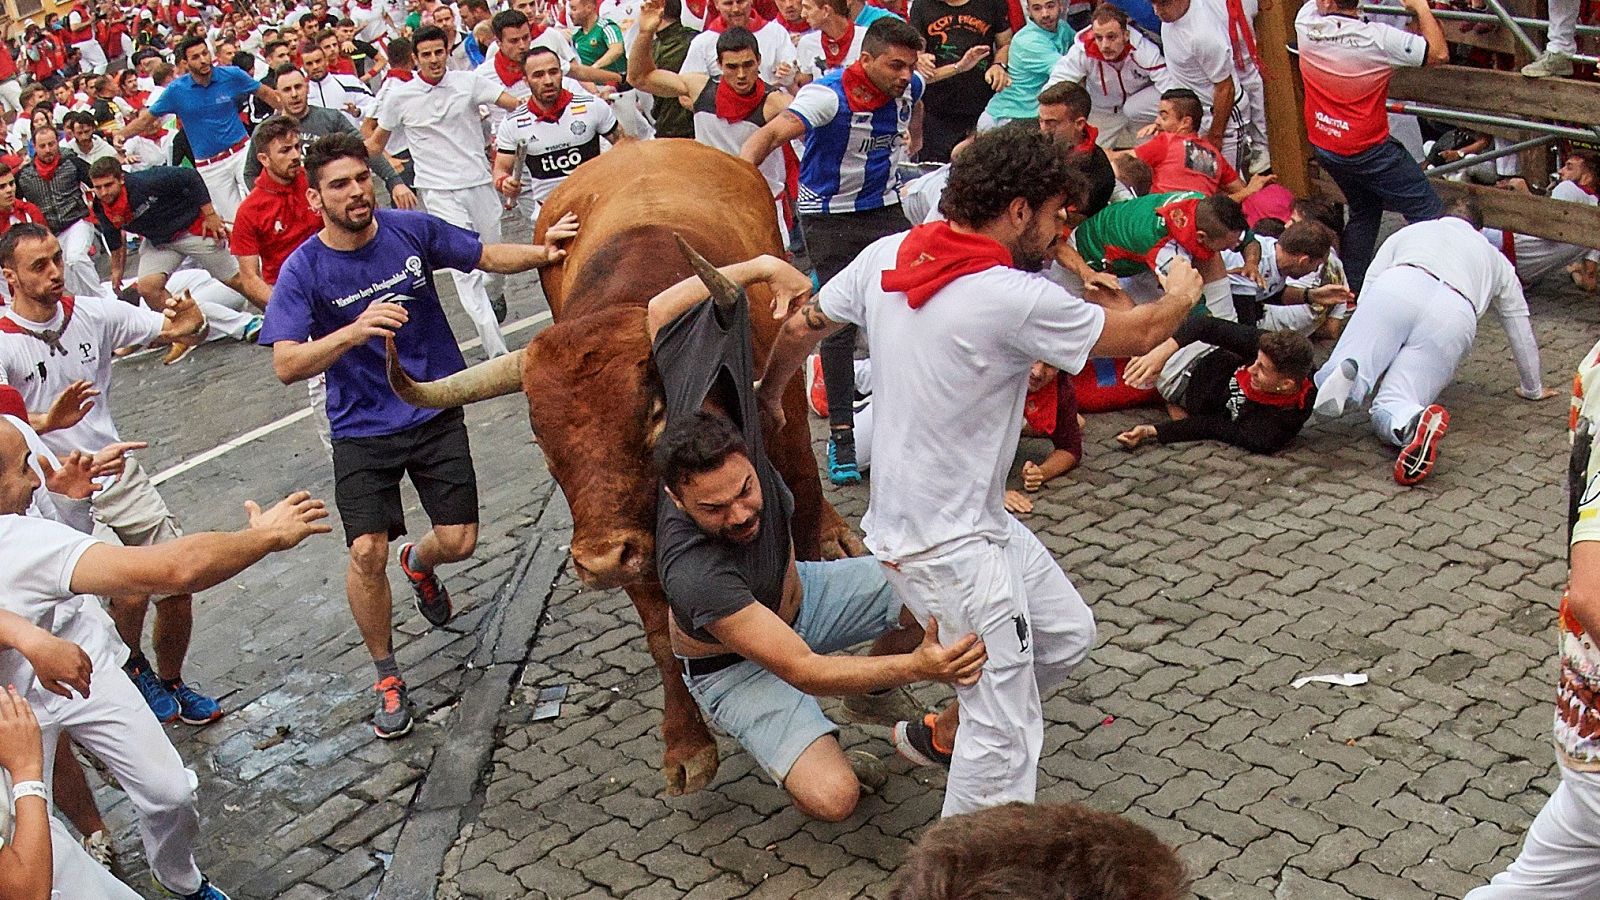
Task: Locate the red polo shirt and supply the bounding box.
[231,169,322,285]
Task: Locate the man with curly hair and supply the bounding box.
[756,123,1204,815]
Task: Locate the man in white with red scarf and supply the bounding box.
[795,0,865,86]
[755,124,1204,817]
[631,1,792,236]
[683,0,799,86]
[1045,4,1163,148]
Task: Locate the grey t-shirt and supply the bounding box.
[653,294,793,644]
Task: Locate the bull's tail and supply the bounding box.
[385,337,525,408]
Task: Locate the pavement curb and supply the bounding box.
[376,495,570,900]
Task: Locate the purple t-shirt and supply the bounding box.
[259,209,482,440]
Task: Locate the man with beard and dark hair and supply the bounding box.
[258,133,579,741]
[756,123,1203,817]
[645,259,983,822]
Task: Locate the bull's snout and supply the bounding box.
[570,534,650,589]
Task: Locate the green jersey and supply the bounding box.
[574,19,629,84]
[1071,190,1206,277]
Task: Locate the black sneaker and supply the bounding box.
[893,713,952,769]
[372,676,414,740]
[398,542,452,627]
[491,294,508,323]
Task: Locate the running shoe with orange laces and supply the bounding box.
[372,675,414,740]
[398,542,453,627]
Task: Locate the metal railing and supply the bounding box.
[1358,1,1600,64]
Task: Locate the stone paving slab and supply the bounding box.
[72,210,1600,899]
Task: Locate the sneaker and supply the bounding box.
[1313,358,1359,418]
[1394,404,1450,486]
[242,315,263,343]
[399,542,453,627]
[125,660,180,723]
[162,340,198,366]
[168,681,224,725]
[806,354,828,418]
[827,433,862,486]
[491,294,509,323]
[82,830,117,872]
[372,675,414,740]
[840,687,927,728]
[1522,50,1574,77]
[847,750,888,795]
[155,875,232,900]
[893,714,952,769]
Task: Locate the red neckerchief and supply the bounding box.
[1078,27,1129,63]
[714,77,766,122]
[1235,366,1311,408]
[386,68,414,82]
[528,89,573,123]
[706,10,768,32]
[493,48,523,86]
[1023,370,1060,434]
[330,57,356,75]
[1073,123,1099,156]
[880,221,1013,309]
[420,70,444,86]
[685,0,709,21]
[1156,197,1215,262]
[777,10,808,33]
[1224,0,1265,79]
[1577,180,1598,197]
[0,295,77,356]
[840,60,890,112]
[99,186,133,228]
[31,155,61,184]
[821,20,855,69]
[0,385,26,414]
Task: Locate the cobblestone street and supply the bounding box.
[84,231,1600,898]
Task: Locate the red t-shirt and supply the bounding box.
[1294,4,1427,155]
[231,170,323,285]
[1134,131,1239,196]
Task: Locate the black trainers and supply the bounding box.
[398,542,452,627]
[372,676,414,740]
[893,713,953,769]
[491,294,508,323]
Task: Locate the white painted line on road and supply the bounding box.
[150,311,555,486]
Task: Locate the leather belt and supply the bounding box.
[195,136,249,167]
[679,653,745,679]
[1398,263,1473,308]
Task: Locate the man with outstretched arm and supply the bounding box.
[755,124,1204,817]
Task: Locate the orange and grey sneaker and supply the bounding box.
[893,713,953,769]
[1394,404,1450,486]
[372,675,414,740]
[398,542,452,627]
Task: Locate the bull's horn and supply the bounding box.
[386,337,524,408]
[674,233,746,312]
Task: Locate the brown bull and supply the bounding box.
[387,140,862,795]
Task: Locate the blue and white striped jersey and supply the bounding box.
[789,70,924,215]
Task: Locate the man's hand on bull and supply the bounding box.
[533,211,580,263]
[761,255,814,319]
[344,300,410,345]
[911,618,987,686]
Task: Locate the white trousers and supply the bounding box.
[72,39,108,74]
[1466,764,1600,899]
[1549,0,1579,54]
[164,270,257,342]
[881,515,1097,818]
[420,184,507,357]
[1313,267,1477,445]
[1090,85,1161,149]
[612,89,655,140]
[36,652,204,895]
[60,219,100,300]
[0,78,23,114]
[195,146,246,223]
[50,815,141,899]
[1485,227,1598,285]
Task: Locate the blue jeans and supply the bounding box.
[1315,139,1443,292]
[682,556,901,784]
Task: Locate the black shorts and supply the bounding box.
[331,407,479,546]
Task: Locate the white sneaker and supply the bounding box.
[82,830,116,871]
[1522,51,1574,78]
[1314,358,1359,418]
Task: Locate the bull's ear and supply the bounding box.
[643,394,666,453]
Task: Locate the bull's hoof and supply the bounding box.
[819,527,868,560]
[663,741,720,796]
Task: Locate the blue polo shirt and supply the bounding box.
[855,3,899,25]
[149,65,259,159]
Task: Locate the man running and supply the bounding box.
[1313,199,1556,485]
[756,124,1204,816]
[260,133,578,739]
[13,126,99,301]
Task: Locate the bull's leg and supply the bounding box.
[623,580,720,796]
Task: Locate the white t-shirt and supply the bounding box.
[0,295,165,458]
[308,72,377,125]
[475,57,532,139]
[1158,4,1235,113]
[376,70,504,189]
[0,511,119,704]
[1223,233,1283,297]
[818,232,1106,559]
[1368,217,1527,318]
[899,163,950,224]
[600,0,645,49]
[794,26,865,83]
[1293,0,1424,155]
[496,91,618,203]
[682,20,799,87]
[371,76,410,154]
[1501,180,1600,274]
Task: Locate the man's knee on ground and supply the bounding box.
[787,769,860,823]
[349,534,390,577]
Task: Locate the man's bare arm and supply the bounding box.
[1205,78,1235,150]
[646,254,811,341]
[754,296,847,426]
[1090,257,1205,357]
[741,111,807,167]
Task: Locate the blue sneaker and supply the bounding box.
[168,680,224,726]
[156,875,232,900]
[125,660,179,723]
[827,435,861,486]
[242,315,263,343]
